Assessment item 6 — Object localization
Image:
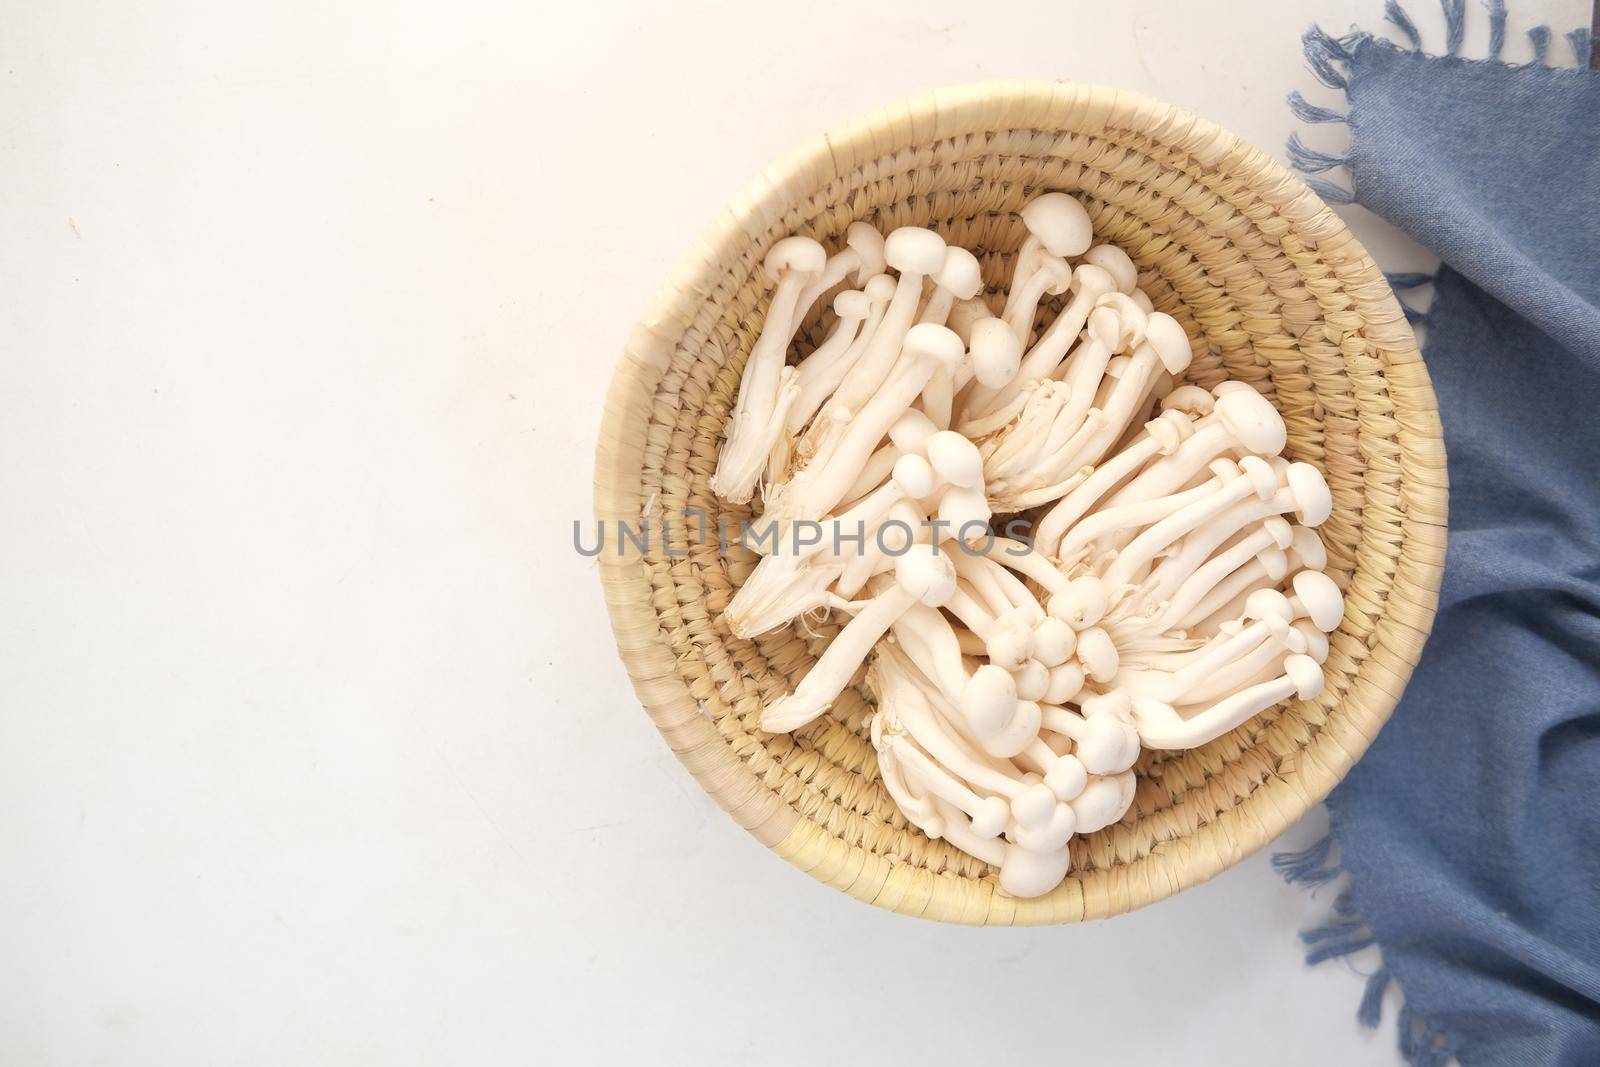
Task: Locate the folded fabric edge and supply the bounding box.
[1285,0,1596,205]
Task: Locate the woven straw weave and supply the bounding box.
[593,81,1446,925]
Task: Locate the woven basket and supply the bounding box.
[594,80,1446,924]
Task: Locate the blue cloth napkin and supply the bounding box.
[1272,6,1600,1064]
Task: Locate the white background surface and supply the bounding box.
[2,0,1590,1063]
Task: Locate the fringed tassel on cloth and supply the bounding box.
[1273,830,1464,1065]
[1486,0,1508,60]
[1441,0,1466,55]
[1385,0,1423,50]
[1529,25,1552,65]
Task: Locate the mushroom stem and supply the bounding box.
[785,275,895,436]
[761,546,956,732]
[1034,409,1193,557]
[1130,654,1324,749]
[712,236,826,503]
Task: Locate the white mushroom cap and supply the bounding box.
[985,626,1031,672]
[1075,627,1120,683]
[1043,661,1085,704]
[925,430,984,488]
[1239,455,1280,499]
[1259,547,1290,581]
[969,317,1023,388]
[1284,654,1326,700]
[1143,312,1193,375]
[1020,192,1093,257]
[1084,243,1137,293]
[763,234,826,281]
[1286,462,1333,526]
[1213,387,1287,456]
[1293,619,1330,663]
[1146,409,1195,454]
[946,298,994,346]
[862,273,897,303]
[1290,526,1328,570]
[1070,771,1134,834]
[902,322,965,372]
[1032,256,1075,297]
[884,226,948,276]
[1130,288,1155,313]
[888,408,938,455]
[961,665,1018,738]
[1097,292,1148,350]
[1246,587,1295,622]
[1162,384,1215,416]
[890,453,936,500]
[832,288,872,321]
[1013,658,1049,702]
[1031,617,1077,667]
[933,246,983,300]
[844,221,887,281]
[970,795,1012,839]
[1264,516,1295,548]
[988,699,1042,758]
[1073,716,1141,775]
[1072,263,1118,303]
[1011,782,1058,827]
[1292,569,1344,631]
[937,484,991,535]
[999,843,1072,899]
[1087,303,1127,351]
[1048,576,1108,628]
[894,544,957,607]
[1012,800,1077,852]
[1045,754,1088,801]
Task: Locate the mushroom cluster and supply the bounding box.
[711,195,1341,899]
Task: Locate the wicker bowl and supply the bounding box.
[594,80,1446,924]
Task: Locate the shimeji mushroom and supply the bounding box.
[1032,408,1196,558]
[961,264,1116,421]
[793,221,887,325]
[888,606,1041,760]
[705,217,1353,898]
[1003,255,1074,348]
[730,456,938,639]
[1055,311,1193,470]
[963,317,1023,392]
[761,543,957,733]
[784,274,896,436]
[1093,386,1287,512]
[1183,525,1327,634]
[824,228,948,419]
[712,235,827,503]
[1096,457,1282,592]
[869,648,1083,863]
[1003,193,1094,323]
[1084,243,1138,294]
[1141,517,1296,632]
[1112,580,1341,750]
[1041,693,1141,776]
[1052,462,1245,567]
[917,248,984,426]
[1130,652,1325,750]
[762,321,963,528]
[918,246,984,326]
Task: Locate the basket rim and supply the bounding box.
[593,78,1447,925]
